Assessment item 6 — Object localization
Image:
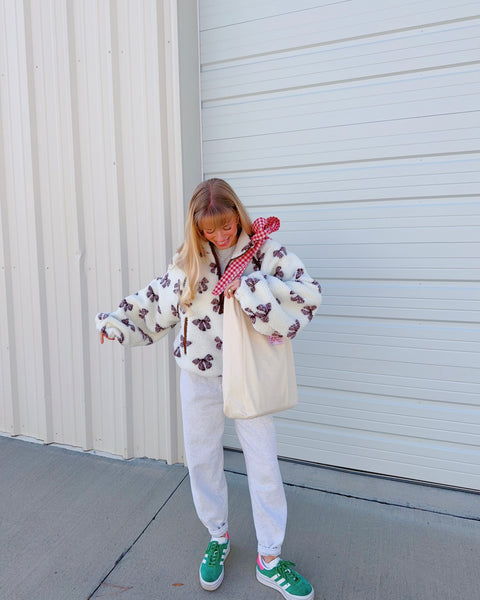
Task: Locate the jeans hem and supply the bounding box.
[257,545,281,557]
[208,523,229,538]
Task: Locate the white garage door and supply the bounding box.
[198,1,480,489]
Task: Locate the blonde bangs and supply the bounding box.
[196,205,236,233]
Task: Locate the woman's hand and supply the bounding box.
[225,278,241,299]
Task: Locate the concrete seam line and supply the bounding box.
[86,472,189,600]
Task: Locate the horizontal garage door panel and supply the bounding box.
[202,23,479,100]
[317,288,479,322]
[257,421,479,489]
[259,197,480,281]
[295,363,479,407]
[203,70,478,136]
[224,160,479,203]
[200,1,480,488]
[282,390,480,444]
[200,0,335,30]
[200,0,479,63]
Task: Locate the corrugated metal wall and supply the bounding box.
[0,0,188,462]
[199,1,480,488]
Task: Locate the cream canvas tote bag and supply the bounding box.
[222,296,298,419]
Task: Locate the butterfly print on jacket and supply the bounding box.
[119,299,133,312]
[138,327,153,345]
[147,285,159,302]
[287,319,300,339]
[157,273,171,289]
[121,318,136,332]
[193,354,214,371]
[301,305,317,321]
[193,316,211,331]
[211,298,221,313]
[252,251,265,271]
[290,291,305,304]
[197,277,209,294]
[295,268,304,279]
[246,277,260,293]
[273,246,287,259]
[244,303,272,324]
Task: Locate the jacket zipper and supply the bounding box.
[211,246,225,314]
[210,239,254,315]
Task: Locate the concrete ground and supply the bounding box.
[1,435,479,600]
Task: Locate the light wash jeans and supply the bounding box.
[180,369,287,556]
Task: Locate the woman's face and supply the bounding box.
[200,213,239,249]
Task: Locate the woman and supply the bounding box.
[96,178,321,599]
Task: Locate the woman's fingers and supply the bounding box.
[100,331,115,344]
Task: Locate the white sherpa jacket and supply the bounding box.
[95,228,322,377]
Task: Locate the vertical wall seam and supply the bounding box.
[109,0,133,459]
[22,0,53,442]
[156,0,180,464]
[65,0,92,450]
[154,0,171,462]
[0,25,19,434]
[195,0,204,182]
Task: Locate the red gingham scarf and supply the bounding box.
[212,216,280,296]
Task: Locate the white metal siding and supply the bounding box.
[0,0,189,462]
[199,1,480,488]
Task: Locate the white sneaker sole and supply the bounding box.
[256,568,314,600]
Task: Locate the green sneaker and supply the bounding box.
[199,534,230,591]
[256,556,314,600]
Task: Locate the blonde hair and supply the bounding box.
[175,178,252,308]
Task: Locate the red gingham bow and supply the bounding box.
[212,216,280,296]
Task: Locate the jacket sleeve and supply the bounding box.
[95,266,185,347]
[234,241,322,339]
